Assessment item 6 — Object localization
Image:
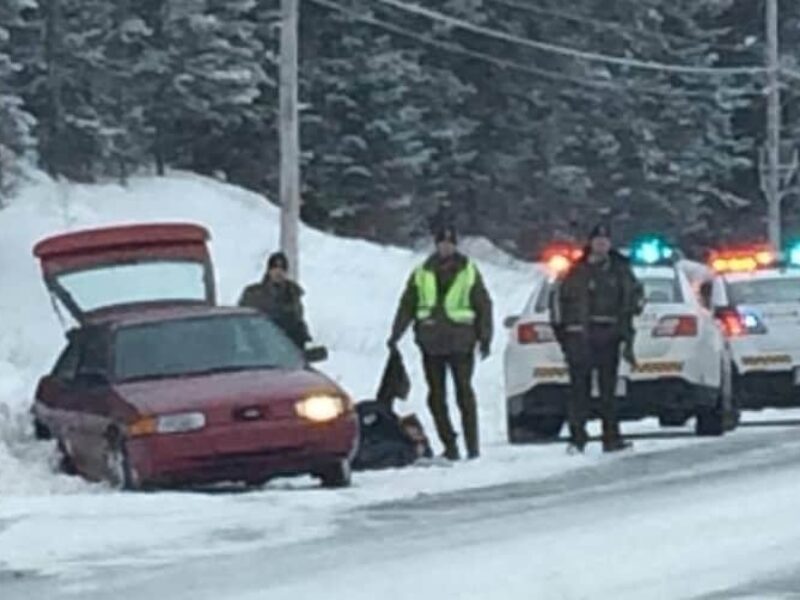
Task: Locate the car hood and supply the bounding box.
[114,368,344,416]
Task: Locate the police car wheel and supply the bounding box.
[695,409,725,437]
[507,416,563,443]
[658,413,689,428]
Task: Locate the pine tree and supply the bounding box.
[132,0,267,175]
[0,0,37,200]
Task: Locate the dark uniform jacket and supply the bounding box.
[551,250,641,343]
[391,253,493,356]
[238,277,311,347]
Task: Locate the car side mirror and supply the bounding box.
[305,346,329,363]
[503,315,520,329]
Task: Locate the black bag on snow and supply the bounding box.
[352,350,431,471]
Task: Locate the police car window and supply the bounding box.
[639,277,682,304]
[728,277,800,305]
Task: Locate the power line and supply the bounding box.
[371,0,766,77]
[485,0,758,54]
[308,0,763,99]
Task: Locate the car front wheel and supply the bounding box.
[318,460,352,489]
[105,430,138,490]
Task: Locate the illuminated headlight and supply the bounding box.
[295,395,346,423]
[156,412,206,434]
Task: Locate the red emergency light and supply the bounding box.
[709,246,777,274]
[541,244,583,275]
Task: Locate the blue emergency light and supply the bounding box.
[631,238,674,265]
[788,243,800,267]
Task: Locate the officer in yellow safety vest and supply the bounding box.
[388,226,493,460]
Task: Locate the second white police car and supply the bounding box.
[708,245,800,411]
[504,238,737,443]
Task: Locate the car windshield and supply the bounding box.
[639,277,682,304]
[114,314,304,381]
[728,276,800,305]
[57,261,207,313]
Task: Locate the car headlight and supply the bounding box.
[295,395,346,423]
[129,412,206,437]
[157,412,206,434]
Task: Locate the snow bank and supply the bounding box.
[0,172,535,493]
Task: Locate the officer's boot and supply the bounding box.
[443,438,461,461]
[602,420,632,453]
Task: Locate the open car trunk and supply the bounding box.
[33,223,216,324]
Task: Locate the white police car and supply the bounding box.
[709,245,800,410]
[503,239,735,443]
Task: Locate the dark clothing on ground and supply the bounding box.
[552,251,640,450]
[390,252,493,356]
[422,353,478,458]
[238,277,311,348]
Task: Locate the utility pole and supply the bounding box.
[279,0,301,277]
[766,0,781,248]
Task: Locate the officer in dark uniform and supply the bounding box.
[551,223,640,453]
[238,252,311,348]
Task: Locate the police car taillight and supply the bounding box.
[517,322,556,344]
[715,308,767,337]
[652,315,698,338]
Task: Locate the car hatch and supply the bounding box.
[33,223,216,324]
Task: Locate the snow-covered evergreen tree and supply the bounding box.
[0,0,37,200]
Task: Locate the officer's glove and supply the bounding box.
[479,341,491,361]
[622,340,637,369]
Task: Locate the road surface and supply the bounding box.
[6,423,800,600]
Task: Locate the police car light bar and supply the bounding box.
[541,244,583,275]
[630,237,675,266]
[787,243,800,267]
[710,246,777,273]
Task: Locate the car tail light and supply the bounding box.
[652,315,698,338]
[517,322,556,344]
[715,308,767,337]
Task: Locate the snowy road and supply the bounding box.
[7,422,800,600]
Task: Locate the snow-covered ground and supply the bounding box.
[3,173,800,595]
[0,172,551,575]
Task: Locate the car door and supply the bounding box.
[35,336,82,439]
[67,327,119,481]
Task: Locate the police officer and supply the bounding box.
[239,252,311,348]
[551,223,640,453]
[388,226,493,460]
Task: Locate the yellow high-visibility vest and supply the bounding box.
[414,261,477,323]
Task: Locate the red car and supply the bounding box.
[31,223,358,489]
